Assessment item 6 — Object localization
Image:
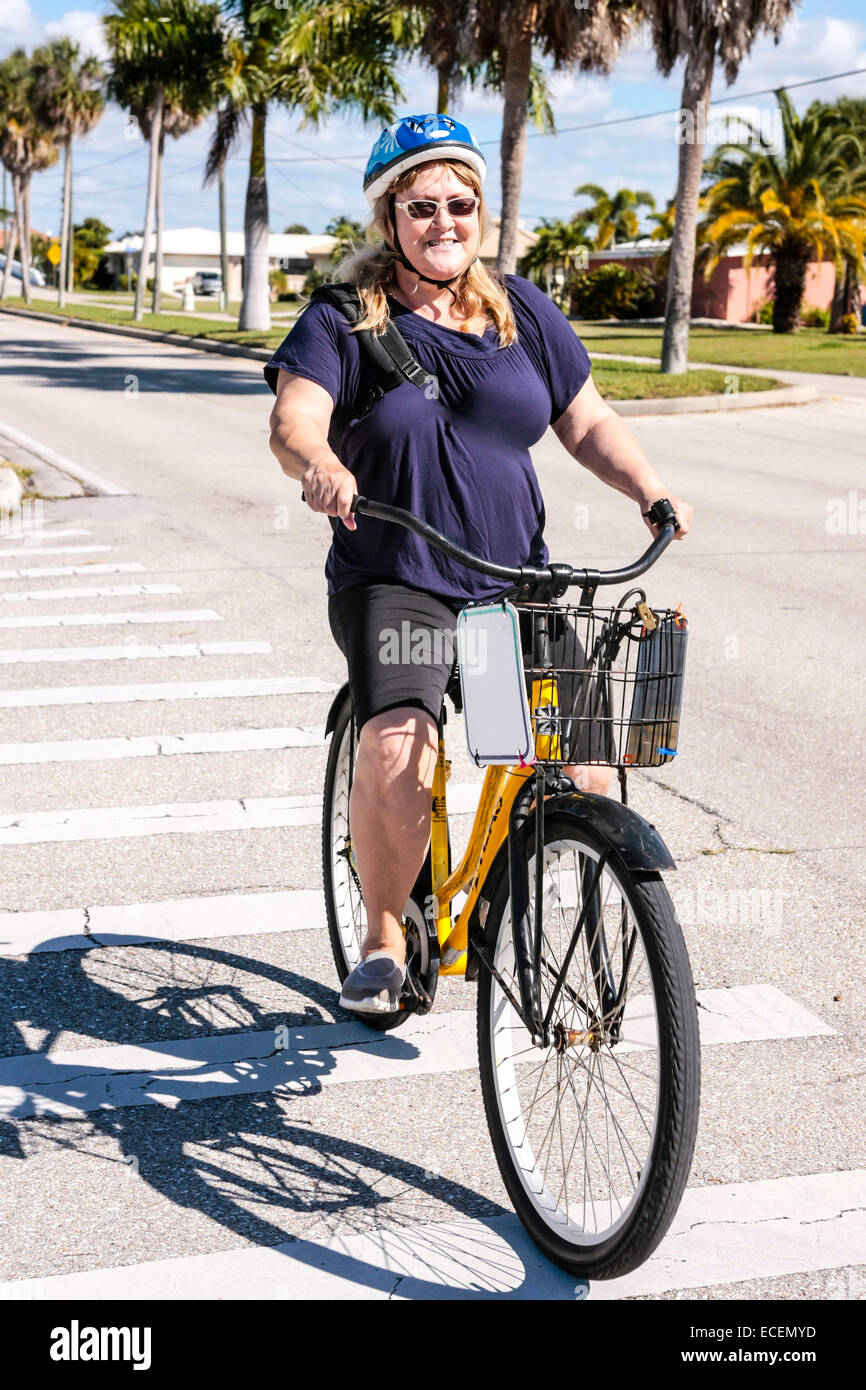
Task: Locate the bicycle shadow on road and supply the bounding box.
[0,933,587,1298]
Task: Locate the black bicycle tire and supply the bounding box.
[476,813,700,1280]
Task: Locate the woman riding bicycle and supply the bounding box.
[265,113,693,1015]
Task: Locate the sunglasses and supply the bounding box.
[393,195,480,221]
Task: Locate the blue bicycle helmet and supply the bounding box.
[363,113,486,206]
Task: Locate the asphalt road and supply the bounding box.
[0,313,863,1303]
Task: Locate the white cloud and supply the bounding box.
[721,15,866,95]
[0,1,108,59]
[0,0,43,56]
[45,8,109,61]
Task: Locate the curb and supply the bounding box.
[0,305,274,362]
[0,305,819,412]
[610,384,817,416]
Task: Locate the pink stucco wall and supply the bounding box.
[590,251,841,322]
[701,254,838,321]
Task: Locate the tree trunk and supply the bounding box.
[218,158,229,312]
[66,137,74,294]
[828,263,846,332]
[437,61,451,114]
[772,242,810,333]
[152,130,164,315]
[134,88,163,322]
[495,8,535,275]
[238,103,271,333]
[19,176,32,307]
[845,261,861,331]
[1,166,10,286]
[1,175,19,300]
[661,45,713,374]
[59,136,72,310]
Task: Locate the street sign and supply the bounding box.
[46,243,62,266]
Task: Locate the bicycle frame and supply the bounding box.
[430,673,569,1025]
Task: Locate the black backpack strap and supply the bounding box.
[310,283,429,425]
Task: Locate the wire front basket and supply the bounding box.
[517,595,688,769]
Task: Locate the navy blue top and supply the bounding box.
[264,273,592,605]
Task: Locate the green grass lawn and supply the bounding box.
[1,297,287,349]
[574,321,866,376]
[1,297,791,396]
[591,359,781,399]
[67,291,246,315]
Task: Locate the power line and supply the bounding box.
[478,65,866,145]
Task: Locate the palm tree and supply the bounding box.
[453,1,635,275]
[638,0,798,372]
[574,184,656,249]
[0,50,59,305]
[30,38,104,309]
[205,1,405,334]
[105,0,222,322]
[815,97,866,330]
[519,218,566,298]
[135,96,218,313]
[648,197,675,243]
[411,1,554,132]
[325,214,366,265]
[518,216,591,308]
[700,91,866,333]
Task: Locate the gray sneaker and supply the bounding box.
[339,950,406,1015]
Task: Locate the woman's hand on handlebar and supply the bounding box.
[300,459,358,531]
[641,490,693,540]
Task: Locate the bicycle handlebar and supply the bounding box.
[348,493,679,599]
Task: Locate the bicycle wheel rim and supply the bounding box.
[488,835,665,1248]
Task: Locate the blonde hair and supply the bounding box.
[331,160,517,348]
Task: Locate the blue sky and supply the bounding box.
[4,0,866,242]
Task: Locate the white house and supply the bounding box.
[104,219,538,299]
[103,228,338,298]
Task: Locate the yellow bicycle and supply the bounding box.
[322,496,699,1280]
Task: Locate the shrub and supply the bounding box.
[840,312,860,335]
[750,298,773,325]
[567,262,665,320]
[801,304,829,328]
[269,268,289,302]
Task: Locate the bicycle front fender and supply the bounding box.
[324,681,351,739]
[546,790,677,873]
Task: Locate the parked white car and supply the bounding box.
[0,254,47,287]
[192,270,222,296]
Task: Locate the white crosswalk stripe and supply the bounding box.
[0,783,481,843]
[0,544,112,556]
[0,725,327,765]
[0,528,92,541]
[0,639,271,665]
[0,562,145,580]
[0,673,336,706]
[0,890,326,956]
[0,607,222,629]
[2,1171,861,1301]
[0,986,836,1121]
[0,583,181,601]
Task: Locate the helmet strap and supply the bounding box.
[386,193,477,304]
